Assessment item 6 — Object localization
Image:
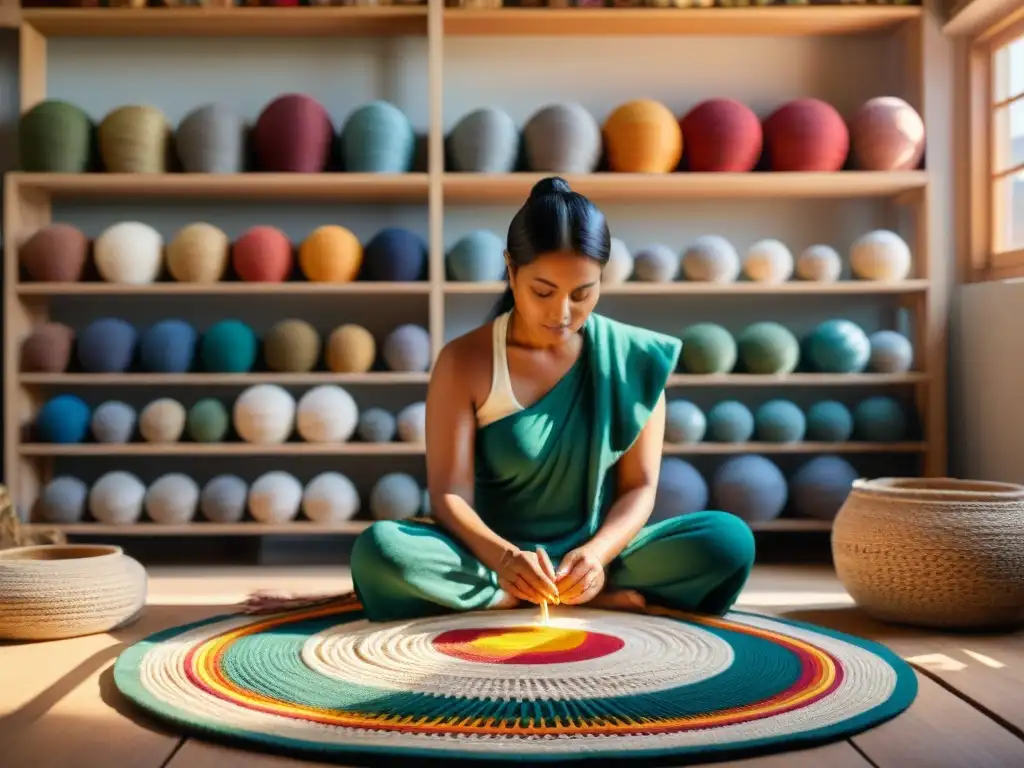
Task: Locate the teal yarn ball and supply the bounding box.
[706,401,755,443]
[868,330,914,373]
[736,322,800,375]
[446,230,506,282]
[665,400,706,444]
[340,101,415,173]
[853,396,908,442]
[200,320,258,373]
[790,456,859,520]
[679,323,737,374]
[754,400,806,443]
[805,400,854,442]
[804,319,871,373]
[187,398,230,443]
[36,395,91,443]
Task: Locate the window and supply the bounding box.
[989,30,1024,272]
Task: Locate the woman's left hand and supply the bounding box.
[555,546,605,605]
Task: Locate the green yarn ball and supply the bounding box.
[200,320,258,373]
[187,398,230,443]
[679,323,737,374]
[736,322,800,374]
[19,100,94,173]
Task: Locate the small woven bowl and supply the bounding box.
[98,105,171,174]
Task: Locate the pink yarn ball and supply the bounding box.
[849,96,925,171]
[762,98,849,172]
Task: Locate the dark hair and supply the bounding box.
[490,176,611,319]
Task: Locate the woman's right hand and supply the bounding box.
[496,548,559,605]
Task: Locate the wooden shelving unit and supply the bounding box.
[3,3,942,543]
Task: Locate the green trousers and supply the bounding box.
[351,511,756,623]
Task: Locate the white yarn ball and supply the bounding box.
[233,384,296,444]
[296,385,358,443]
[144,473,199,525]
[633,244,679,282]
[796,244,843,282]
[93,221,164,284]
[744,239,794,284]
[396,401,426,443]
[850,229,912,281]
[682,235,740,283]
[248,471,303,524]
[602,237,634,285]
[302,472,360,523]
[88,471,146,525]
[138,398,186,443]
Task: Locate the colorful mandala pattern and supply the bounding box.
[113,594,917,762]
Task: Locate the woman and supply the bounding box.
[349,177,756,623]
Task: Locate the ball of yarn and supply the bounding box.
[35,395,90,443]
[175,103,245,174]
[762,98,849,172]
[36,476,88,524]
[199,319,257,373]
[706,401,755,443]
[21,323,74,373]
[370,473,422,521]
[340,100,415,173]
[89,471,146,525]
[868,330,914,373]
[711,455,788,523]
[264,319,321,372]
[19,224,89,282]
[186,398,230,443]
[679,323,737,374]
[383,324,431,372]
[233,226,293,283]
[248,471,303,524]
[139,398,186,443]
[791,456,858,520]
[853,396,908,442]
[166,222,230,283]
[90,401,136,444]
[523,103,602,174]
[397,401,426,443]
[199,475,248,523]
[665,400,706,444]
[303,472,360,524]
[850,230,912,282]
[299,225,363,283]
[252,94,332,173]
[849,96,925,172]
[233,384,296,444]
[796,244,843,282]
[77,318,138,373]
[145,474,199,525]
[736,322,801,375]
[446,230,506,283]
[358,407,397,442]
[98,105,169,173]
[139,319,197,373]
[94,222,164,284]
[633,244,679,282]
[296,385,358,443]
[19,100,93,173]
[651,458,708,523]
[682,235,740,283]
[602,99,683,173]
[680,98,762,172]
[754,400,806,443]
[805,400,854,443]
[804,319,870,373]
[603,238,634,285]
[447,107,518,173]
[744,239,794,284]
[325,324,377,373]
[363,227,427,281]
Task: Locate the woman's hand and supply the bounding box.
[497,548,559,605]
[555,546,606,605]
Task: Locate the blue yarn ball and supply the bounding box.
[362,227,427,282]
[706,401,755,443]
[711,455,788,523]
[446,230,506,283]
[652,458,708,523]
[854,396,908,442]
[665,400,706,444]
[140,319,197,373]
[754,400,806,443]
[36,394,91,443]
[790,456,859,520]
[340,101,415,173]
[804,319,871,373]
[868,330,914,373]
[805,400,854,442]
[77,318,137,373]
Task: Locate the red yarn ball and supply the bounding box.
[680,99,763,173]
[252,94,333,173]
[232,226,294,283]
[762,98,849,172]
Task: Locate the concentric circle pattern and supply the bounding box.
[114,594,917,762]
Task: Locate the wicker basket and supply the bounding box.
[832,477,1024,630]
[0,544,147,642]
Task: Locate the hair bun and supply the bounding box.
[528,176,572,200]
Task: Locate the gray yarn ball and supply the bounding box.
[382,324,431,372]
[145,473,199,525]
[396,401,426,443]
[665,400,706,444]
[358,408,397,443]
[370,472,422,521]
[790,456,858,520]
[651,458,708,523]
[711,455,788,523]
[633,244,679,282]
[36,476,88,524]
[88,471,146,525]
[706,401,755,443]
[603,238,634,285]
[302,472,360,524]
[90,400,136,444]
[175,103,245,174]
[867,330,914,373]
[446,230,506,282]
[199,475,248,523]
[248,471,303,524]
[448,107,518,173]
[522,103,601,174]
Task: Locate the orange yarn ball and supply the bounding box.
[299,225,363,283]
[602,99,683,173]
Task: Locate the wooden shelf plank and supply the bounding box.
[16,281,432,297]
[444,280,931,296]
[663,442,925,455]
[20,443,425,457]
[667,373,928,386]
[444,7,923,37]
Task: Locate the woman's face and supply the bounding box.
[507,251,602,345]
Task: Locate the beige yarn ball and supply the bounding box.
[796,245,843,282]
[602,237,634,285]
[166,222,230,283]
[88,471,146,525]
[302,471,360,524]
[233,384,296,444]
[296,385,358,443]
[139,398,186,443]
[144,473,199,525]
[325,324,376,374]
[396,401,426,443]
[248,471,303,524]
[850,230,912,282]
[94,222,164,284]
[744,239,794,284]
[849,96,925,172]
[682,235,741,283]
[98,104,170,174]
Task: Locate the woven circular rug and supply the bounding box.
[114,594,916,765]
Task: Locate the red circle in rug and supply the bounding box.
[432,625,626,665]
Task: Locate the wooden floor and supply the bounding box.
[1,564,1022,768]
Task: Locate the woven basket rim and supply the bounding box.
[851,476,1024,500]
[0,543,123,563]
